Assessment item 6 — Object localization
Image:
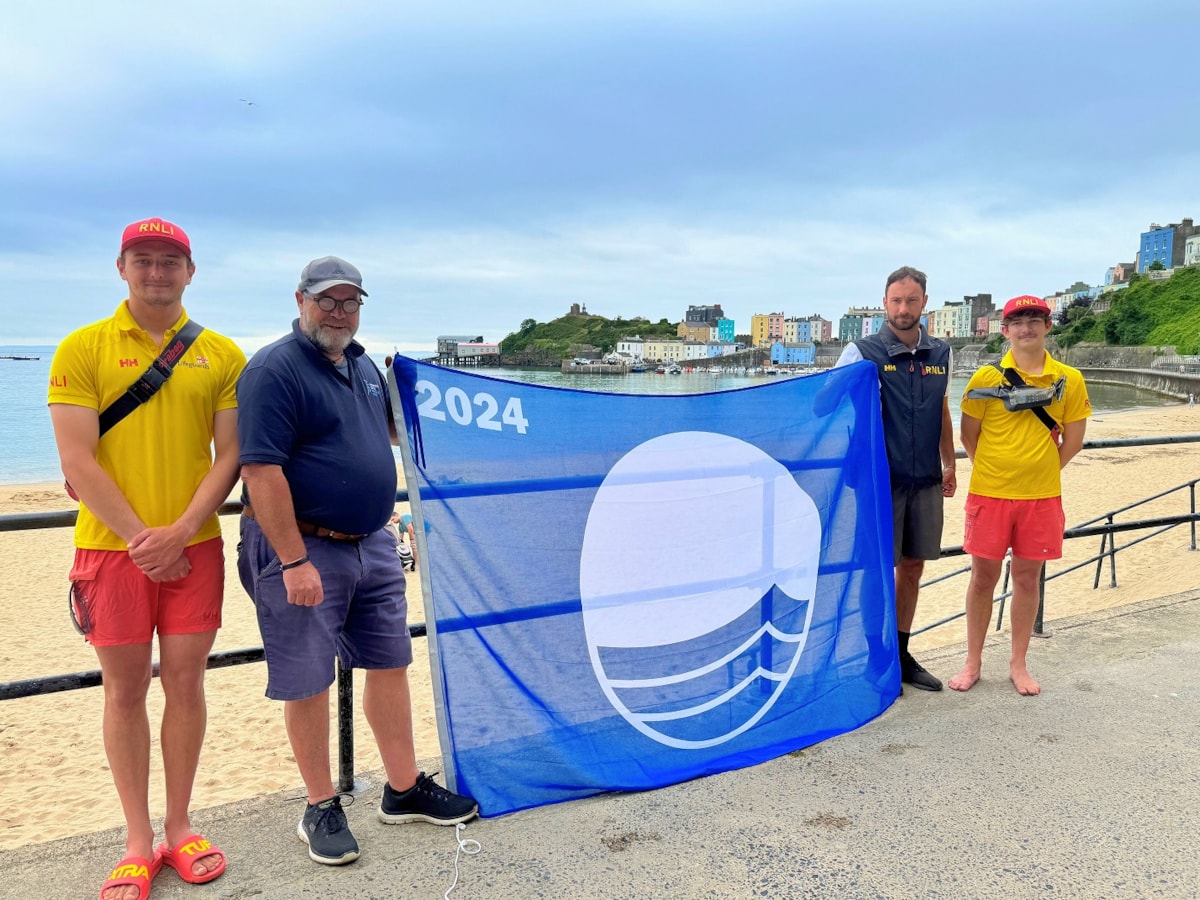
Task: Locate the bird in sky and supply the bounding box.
[239,98,256,107]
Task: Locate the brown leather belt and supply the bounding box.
[241,504,367,542]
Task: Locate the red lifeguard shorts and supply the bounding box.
[962,494,1066,561]
[68,538,225,646]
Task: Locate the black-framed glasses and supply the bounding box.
[309,295,363,313]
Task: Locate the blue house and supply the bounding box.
[1139,224,1175,272]
[770,342,816,366]
[1138,219,1200,272]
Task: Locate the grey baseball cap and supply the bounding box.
[298,256,369,296]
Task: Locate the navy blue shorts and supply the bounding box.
[237,519,414,701]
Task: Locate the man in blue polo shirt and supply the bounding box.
[236,256,477,867]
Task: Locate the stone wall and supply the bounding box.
[1079,368,1200,400]
[1056,343,1177,369]
[954,344,1000,374]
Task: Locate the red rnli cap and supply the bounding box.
[1002,295,1051,320]
[120,217,191,257]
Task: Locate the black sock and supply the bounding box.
[898,630,910,657]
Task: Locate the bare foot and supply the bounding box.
[1010,665,1040,696]
[948,666,981,692]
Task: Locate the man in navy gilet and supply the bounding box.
[834,266,957,691]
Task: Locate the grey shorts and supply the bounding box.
[891,482,944,564]
[237,519,413,701]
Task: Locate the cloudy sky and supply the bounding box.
[4,0,1198,353]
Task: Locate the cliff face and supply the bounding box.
[500,348,565,367]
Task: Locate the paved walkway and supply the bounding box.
[9,591,1198,899]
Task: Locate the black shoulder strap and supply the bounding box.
[995,364,1059,434]
[98,319,205,437]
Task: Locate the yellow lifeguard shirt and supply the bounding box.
[48,302,246,550]
[959,350,1090,500]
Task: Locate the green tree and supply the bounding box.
[1148,259,1166,271]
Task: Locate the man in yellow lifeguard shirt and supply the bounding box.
[948,295,1090,697]
[48,218,244,899]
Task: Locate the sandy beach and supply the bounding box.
[1,404,1197,850]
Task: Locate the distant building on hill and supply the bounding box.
[678,321,716,342]
[962,294,994,336]
[928,300,974,339]
[1108,262,1137,284]
[1139,219,1199,272]
[681,306,736,344]
[838,307,884,343]
[782,317,810,343]
[684,304,725,325]
[750,312,785,347]
[1186,235,1200,267]
[805,315,833,343]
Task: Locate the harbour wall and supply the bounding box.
[1078,368,1200,400]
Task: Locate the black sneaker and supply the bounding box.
[298,796,360,865]
[378,772,479,825]
[901,652,943,692]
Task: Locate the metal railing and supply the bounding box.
[3,437,1198,791]
[913,438,1199,638]
[0,489,406,793]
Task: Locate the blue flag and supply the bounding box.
[392,357,897,816]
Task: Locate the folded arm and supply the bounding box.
[126,407,241,574]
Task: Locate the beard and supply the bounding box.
[300,315,356,356]
[887,313,919,332]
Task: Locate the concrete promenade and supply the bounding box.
[8,591,1198,899]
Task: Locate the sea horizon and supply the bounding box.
[2,345,1184,486]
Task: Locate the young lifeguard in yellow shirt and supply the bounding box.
[949,295,1090,696]
[48,218,244,899]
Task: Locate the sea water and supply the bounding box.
[0,347,1181,486]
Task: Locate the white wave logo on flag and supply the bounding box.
[580,431,822,749]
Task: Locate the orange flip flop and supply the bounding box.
[99,850,162,899]
[157,833,227,884]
